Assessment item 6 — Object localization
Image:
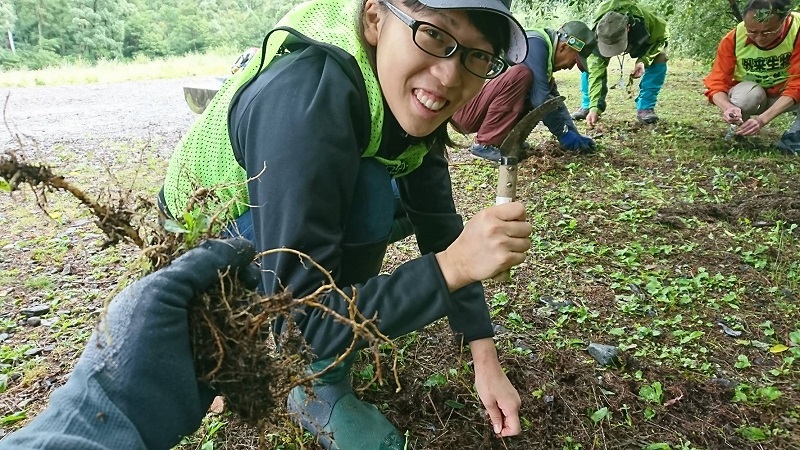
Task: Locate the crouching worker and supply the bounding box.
[0,239,259,450]
[452,21,599,161]
[158,0,531,448]
[571,0,669,126]
[703,0,800,154]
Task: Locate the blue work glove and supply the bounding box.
[777,129,800,155]
[558,130,596,153]
[1,239,258,450]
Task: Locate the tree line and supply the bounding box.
[0,0,302,70]
[0,0,771,71]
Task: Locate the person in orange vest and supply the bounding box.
[703,0,800,153]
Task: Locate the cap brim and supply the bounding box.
[417,0,528,63]
[598,39,627,58]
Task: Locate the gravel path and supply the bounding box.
[0,78,484,165]
[1,77,214,159]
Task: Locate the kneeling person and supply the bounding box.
[703,0,800,153]
[452,21,598,161]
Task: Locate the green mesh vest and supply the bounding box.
[530,28,554,79]
[163,0,429,220]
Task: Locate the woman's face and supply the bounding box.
[364,0,493,137]
[743,10,785,47]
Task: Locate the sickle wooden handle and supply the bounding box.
[492,161,517,283]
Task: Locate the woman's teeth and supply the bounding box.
[415,91,445,111]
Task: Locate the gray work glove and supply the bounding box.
[1,238,258,450]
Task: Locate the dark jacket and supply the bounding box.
[228,42,493,359]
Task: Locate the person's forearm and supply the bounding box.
[435,251,470,292]
[470,337,500,370]
[587,55,607,111]
[587,78,604,112]
[711,91,735,112]
[759,96,796,125]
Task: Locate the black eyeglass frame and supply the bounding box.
[381,0,508,79]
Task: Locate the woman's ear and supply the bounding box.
[363,0,381,46]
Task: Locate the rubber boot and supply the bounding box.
[571,107,590,120]
[777,129,800,155]
[287,355,405,449]
[787,110,800,134]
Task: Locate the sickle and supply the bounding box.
[492,96,564,282]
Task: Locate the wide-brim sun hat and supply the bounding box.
[416,0,528,63]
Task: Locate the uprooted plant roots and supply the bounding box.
[0,151,145,248]
[190,271,307,424]
[1,149,398,431]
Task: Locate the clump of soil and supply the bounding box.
[190,277,308,423]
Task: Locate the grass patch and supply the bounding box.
[0,49,238,88]
[0,58,798,449]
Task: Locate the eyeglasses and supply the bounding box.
[746,19,785,37]
[746,27,783,37]
[381,0,507,79]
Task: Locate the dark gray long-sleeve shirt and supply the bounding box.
[228,42,493,360]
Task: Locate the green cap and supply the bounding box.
[559,21,597,72]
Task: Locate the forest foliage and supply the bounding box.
[0,0,775,71]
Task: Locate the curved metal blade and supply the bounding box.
[498,96,565,157]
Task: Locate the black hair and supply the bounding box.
[743,0,793,21]
[399,0,510,154]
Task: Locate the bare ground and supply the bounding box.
[2,73,800,450]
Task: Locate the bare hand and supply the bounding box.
[435,202,531,291]
[587,110,600,128]
[475,358,521,437]
[631,62,645,79]
[722,106,743,124]
[736,116,764,136]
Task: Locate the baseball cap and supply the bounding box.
[559,21,597,72]
[596,11,629,57]
[417,0,528,63]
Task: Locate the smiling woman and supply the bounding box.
[362,0,523,139]
[379,0,509,79]
[156,0,531,449]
